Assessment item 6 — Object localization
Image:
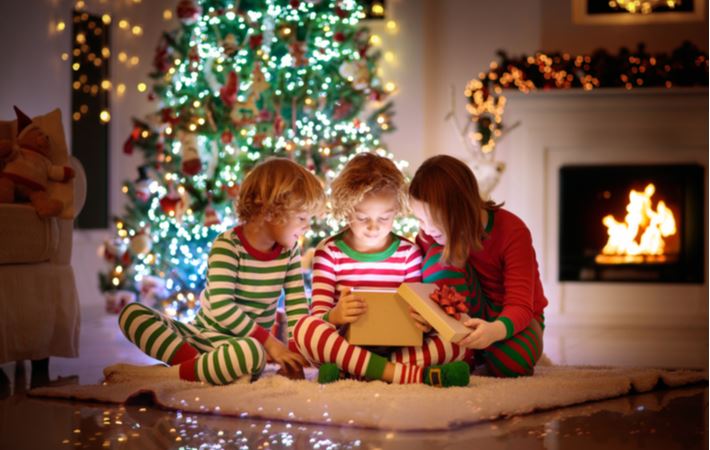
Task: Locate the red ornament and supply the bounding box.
[220,71,239,108]
[121,251,132,266]
[335,7,347,18]
[289,41,308,66]
[223,183,240,199]
[122,137,134,155]
[290,0,300,8]
[176,0,201,23]
[273,112,285,136]
[160,192,181,215]
[333,101,352,120]
[429,285,468,320]
[188,46,200,63]
[334,32,345,42]
[253,133,266,147]
[249,34,263,50]
[221,130,234,144]
[161,108,179,126]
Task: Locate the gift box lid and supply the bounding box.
[396,283,470,343]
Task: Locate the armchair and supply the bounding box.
[0,109,86,371]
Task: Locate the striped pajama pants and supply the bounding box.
[293,316,472,377]
[118,303,266,385]
[455,272,544,377]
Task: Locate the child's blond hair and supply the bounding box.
[237,157,325,223]
[330,152,407,219]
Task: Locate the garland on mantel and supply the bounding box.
[465,41,709,152]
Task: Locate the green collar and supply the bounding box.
[335,232,400,262]
[484,209,495,234]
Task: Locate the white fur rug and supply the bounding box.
[29,365,706,431]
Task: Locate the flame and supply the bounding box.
[596,183,677,264]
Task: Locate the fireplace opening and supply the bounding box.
[559,164,704,283]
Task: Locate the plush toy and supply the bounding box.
[0,106,75,218]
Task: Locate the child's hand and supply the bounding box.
[264,336,308,375]
[328,287,367,325]
[455,318,507,349]
[409,307,432,333]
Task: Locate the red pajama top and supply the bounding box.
[419,208,547,338]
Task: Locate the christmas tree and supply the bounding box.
[99,0,411,320]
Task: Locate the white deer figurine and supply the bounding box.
[444,86,519,200]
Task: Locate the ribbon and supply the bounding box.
[429,285,468,320]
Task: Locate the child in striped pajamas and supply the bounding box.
[409,155,547,377]
[105,158,325,385]
[293,153,470,387]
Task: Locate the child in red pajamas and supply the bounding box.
[409,155,547,377]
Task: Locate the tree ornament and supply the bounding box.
[160,107,179,126]
[334,32,345,43]
[333,100,353,120]
[221,129,234,144]
[220,71,239,108]
[290,41,308,66]
[176,0,202,24]
[99,239,120,262]
[122,126,141,155]
[249,33,263,50]
[340,60,372,89]
[160,184,182,216]
[121,250,132,266]
[134,166,151,202]
[251,63,270,97]
[339,60,371,90]
[129,229,153,255]
[203,201,221,227]
[273,109,285,136]
[179,132,202,176]
[277,24,295,40]
[223,183,240,200]
[222,33,240,56]
[153,38,172,75]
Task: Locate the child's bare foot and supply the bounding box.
[103,363,174,383]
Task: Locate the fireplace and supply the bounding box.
[559,164,704,283]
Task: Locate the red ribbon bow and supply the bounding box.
[429,285,468,320]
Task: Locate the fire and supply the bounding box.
[596,183,677,264]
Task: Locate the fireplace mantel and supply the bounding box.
[492,87,708,329]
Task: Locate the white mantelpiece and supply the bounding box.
[493,88,708,329]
